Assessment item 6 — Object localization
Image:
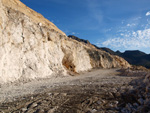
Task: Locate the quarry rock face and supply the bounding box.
[0,0,130,84]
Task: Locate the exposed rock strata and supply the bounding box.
[0,0,130,84]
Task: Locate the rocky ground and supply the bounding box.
[0,68,150,113]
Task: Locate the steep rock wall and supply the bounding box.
[0,4,66,83]
[0,0,130,84]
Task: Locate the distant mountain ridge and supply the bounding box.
[69,35,150,69]
[68,35,90,44]
[99,48,150,69]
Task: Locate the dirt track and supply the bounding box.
[0,69,140,113]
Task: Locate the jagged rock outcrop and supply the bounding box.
[0,0,130,84]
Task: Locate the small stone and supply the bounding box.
[31,96,33,99]
[126,103,133,112]
[26,109,35,113]
[51,101,56,106]
[101,100,106,104]
[91,109,97,113]
[133,103,139,107]
[38,109,45,113]
[138,94,142,98]
[112,88,117,93]
[97,100,102,105]
[31,103,38,108]
[143,98,149,105]
[113,101,119,105]
[22,107,27,112]
[115,92,121,97]
[86,111,91,113]
[108,103,114,107]
[53,93,59,96]
[61,93,67,96]
[138,98,144,105]
[93,97,98,101]
[121,108,128,113]
[48,93,52,95]
[108,92,114,98]
[47,106,58,113]
[137,106,143,111]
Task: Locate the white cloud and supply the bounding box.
[127,23,136,27]
[105,28,112,32]
[121,20,125,24]
[99,28,150,50]
[72,32,76,35]
[146,11,150,16]
[71,32,79,35]
[120,33,124,36]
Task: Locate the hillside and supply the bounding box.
[0,0,130,84]
[68,35,150,69]
[100,48,150,68]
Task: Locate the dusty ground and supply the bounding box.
[0,69,144,113]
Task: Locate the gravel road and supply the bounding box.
[0,68,141,113]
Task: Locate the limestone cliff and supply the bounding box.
[0,0,130,84]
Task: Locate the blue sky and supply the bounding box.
[20,0,150,53]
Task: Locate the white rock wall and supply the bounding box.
[0,0,130,84]
[0,7,67,84]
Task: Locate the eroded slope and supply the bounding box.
[0,0,130,84]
